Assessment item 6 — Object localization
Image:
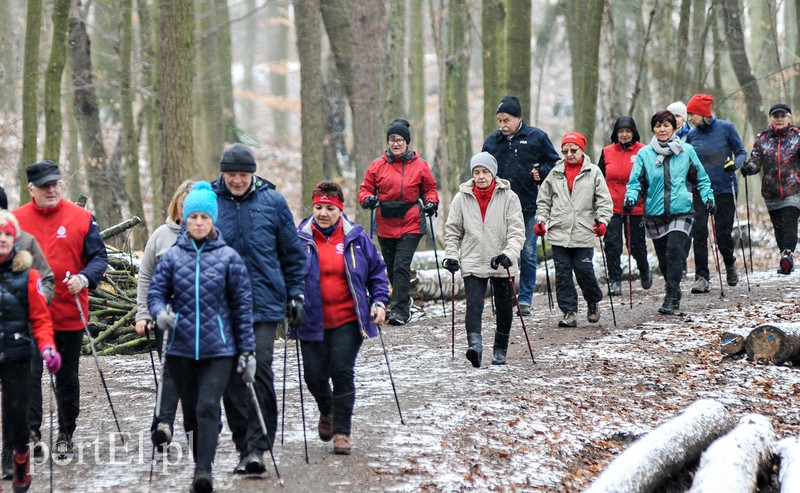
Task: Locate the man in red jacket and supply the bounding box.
[14,161,108,457]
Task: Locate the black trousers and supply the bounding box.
[223,322,277,455]
[300,322,363,436]
[692,191,736,279]
[768,206,800,253]
[168,356,233,474]
[378,234,422,312]
[150,325,181,436]
[652,231,690,290]
[29,330,83,437]
[463,275,513,344]
[604,214,649,282]
[1,360,32,453]
[551,246,604,314]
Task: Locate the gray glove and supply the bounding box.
[237,351,256,384]
[156,309,176,333]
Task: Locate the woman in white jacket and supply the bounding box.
[443,152,525,367]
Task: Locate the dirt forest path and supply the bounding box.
[18,269,800,492]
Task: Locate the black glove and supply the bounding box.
[423,201,437,217]
[740,164,756,176]
[237,351,256,384]
[490,253,512,270]
[623,198,635,214]
[705,199,717,215]
[723,160,736,174]
[443,259,460,273]
[286,295,305,329]
[362,195,379,210]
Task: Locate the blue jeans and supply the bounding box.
[517,215,539,306]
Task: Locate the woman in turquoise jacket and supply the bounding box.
[625,110,715,315]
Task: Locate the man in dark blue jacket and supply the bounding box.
[482,96,560,315]
[685,94,747,293]
[213,144,306,475]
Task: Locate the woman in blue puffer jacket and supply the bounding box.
[149,181,255,493]
[293,181,389,456]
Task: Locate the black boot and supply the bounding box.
[465,332,482,368]
[658,286,677,315]
[191,470,213,493]
[2,447,12,480]
[491,329,510,365]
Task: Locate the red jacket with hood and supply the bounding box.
[598,116,645,215]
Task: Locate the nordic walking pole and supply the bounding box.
[150,315,171,486]
[540,237,554,311]
[596,229,618,327]
[377,325,405,424]
[429,214,447,316]
[504,267,536,364]
[280,338,288,445]
[293,337,309,463]
[247,382,284,486]
[369,207,375,239]
[145,325,159,387]
[68,272,124,444]
[49,373,55,492]
[744,176,754,272]
[450,271,455,360]
[731,173,751,290]
[625,215,634,309]
[709,213,725,298]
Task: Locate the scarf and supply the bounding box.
[649,135,684,165]
[473,179,497,221]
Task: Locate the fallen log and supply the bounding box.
[100,217,142,240]
[688,413,776,493]
[721,329,750,357]
[776,436,800,493]
[584,399,735,493]
[744,323,800,365]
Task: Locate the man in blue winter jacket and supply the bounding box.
[482,95,560,316]
[212,143,306,475]
[685,93,747,293]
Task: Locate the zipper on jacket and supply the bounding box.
[663,157,672,217]
[778,134,785,198]
[193,241,206,360]
[217,315,227,345]
[344,243,368,339]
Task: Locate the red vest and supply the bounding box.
[602,142,645,215]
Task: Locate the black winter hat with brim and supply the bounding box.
[219,143,257,173]
[610,116,641,144]
[496,95,522,118]
[386,119,411,144]
[27,160,62,187]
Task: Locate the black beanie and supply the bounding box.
[219,143,257,173]
[386,119,411,144]
[0,187,6,210]
[496,95,522,118]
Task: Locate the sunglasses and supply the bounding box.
[561,148,581,155]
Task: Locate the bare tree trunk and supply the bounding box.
[68,3,123,227]
[64,100,83,200]
[293,0,325,216]
[265,2,289,143]
[139,0,163,222]
[445,0,471,191]
[387,0,407,118]
[673,0,692,99]
[482,0,506,136]
[322,55,348,178]
[532,1,557,123]
[0,1,14,114]
[215,0,237,145]
[160,0,195,208]
[320,0,354,103]
[194,0,224,179]
[43,0,70,161]
[20,0,43,203]
[241,0,257,130]
[691,0,712,94]
[408,0,426,158]
[505,0,530,115]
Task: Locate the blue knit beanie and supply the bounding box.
[182,181,218,224]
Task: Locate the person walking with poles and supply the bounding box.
[685,94,747,292]
[212,144,306,475]
[443,152,525,367]
[148,181,256,493]
[482,95,560,316]
[625,110,715,314]
[741,103,800,275]
[14,161,108,458]
[358,119,439,326]
[597,116,651,296]
[534,132,613,328]
[294,181,389,454]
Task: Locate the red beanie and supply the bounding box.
[561,132,586,151]
[687,94,714,117]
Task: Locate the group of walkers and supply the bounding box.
[0,91,797,493]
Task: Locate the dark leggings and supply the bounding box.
[2,360,32,453]
[378,234,422,311]
[768,206,800,253]
[463,275,513,342]
[30,330,83,437]
[652,231,690,290]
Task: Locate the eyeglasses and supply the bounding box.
[36,181,61,190]
[561,148,580,155]
[388,138,406,145]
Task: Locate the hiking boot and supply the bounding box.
[587,303,600,323]
[333,434,351,455]
[519,304,531,316]
[387,297,412,325]
[233,452,248,474]
[558,312,577,328]
[658,289,677,315]
[318,414,333,442]
[725,262,739,286]
[491,348,507,365]
[779,250,794,275]
[465,333,482,368]
[12,450,30,492]
[244,450,266,474]
[640,269,652,290]
[28,431,42,460]
[2,448,12,480]
[54,432,73,456]
[152,422,172,448]
[190,471,213,493]
[607,281,621,296]
[691,277,710,293]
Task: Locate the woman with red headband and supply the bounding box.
[294,181,389,455]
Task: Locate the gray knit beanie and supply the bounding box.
[470,152,498,177]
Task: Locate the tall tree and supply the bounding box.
[320,0,354,103]
[408,0,426,157]
[505,0,531,116]
[215,0,237,144]
[160,0,196,208]
[444,0,471,196]
[672,0,692,100]
[44,0,71,161]
[482,0,507,136]
[387,0,407,118]
[139,0,163,221]
[264,2,289,142]
[194,0,224,178]
[241,0,258,130]
[20,0,43,203]
[0,1,14,113]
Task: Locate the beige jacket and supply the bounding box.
[535,157,613,248]
[444,178,525,278]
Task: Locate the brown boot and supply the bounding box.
[12,450,31,492]
[333,434,351,455]
[318,414,333,442]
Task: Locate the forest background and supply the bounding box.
[0,0,795,249]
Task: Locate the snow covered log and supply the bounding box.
[744,323,800,365]
[721,331,746,356]
[584,399,735,493]
[776,436,800,493]
[688,413,776,493]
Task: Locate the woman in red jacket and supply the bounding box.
[358,119,439,325]
[597,116,651,296]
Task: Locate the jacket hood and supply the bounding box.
[0,249,33,273]
[610,116,641,144]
